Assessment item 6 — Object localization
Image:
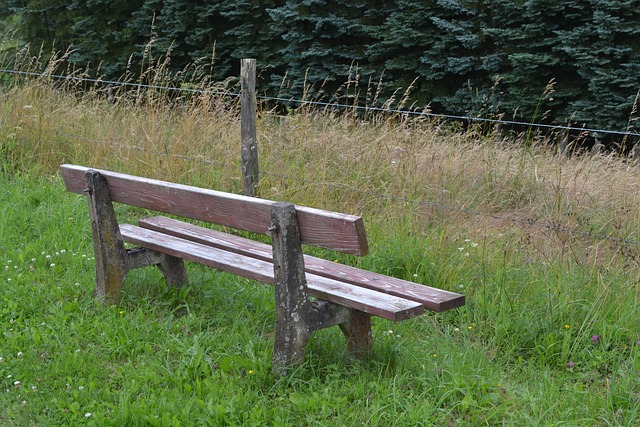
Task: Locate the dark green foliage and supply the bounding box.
[66,0,145,77]
[558,0,640,133]
[2,1,640,135]
[484,1,586,122]
[4,0,75,51]
[267,0,387,101]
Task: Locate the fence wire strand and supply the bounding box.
[2,68,639,139]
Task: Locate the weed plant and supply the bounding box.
[2,54,640,425]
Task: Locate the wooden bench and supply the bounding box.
[60,164,465,375]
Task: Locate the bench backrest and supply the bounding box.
[60,164,369,256]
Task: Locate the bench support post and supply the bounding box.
[85,170,129,304]
[157,253,189,288]
[85,170,188,304]
[339,310,372,359]
[271,202,311,376]
[270,202,373,375]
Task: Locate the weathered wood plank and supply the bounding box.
[119,224,423,321]
[139,216,465,312]
[60,164,368,255]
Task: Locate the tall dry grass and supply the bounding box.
[1,57,640,278]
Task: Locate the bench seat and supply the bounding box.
[121,223,424,321]
[136,216,465,313]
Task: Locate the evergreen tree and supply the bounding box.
[6,0,75,56]
[66,0,145,77]
[559,0,640,132]
[421,0,498,114]
[267,1,386,101]
[484,0,586,123]
[366,0,439,106]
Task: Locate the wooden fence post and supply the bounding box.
[241,58,258,197]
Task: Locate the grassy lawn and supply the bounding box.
[2,74,640,425]
[0,173,503,426]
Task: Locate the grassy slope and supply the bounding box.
[1,78,640,425]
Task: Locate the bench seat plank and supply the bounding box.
[60,164,368,255]
[119,224,423,321]
[139,216,465,312]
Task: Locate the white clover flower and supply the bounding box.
[17,351,23,358]
[78,386,84,391]
[85,413,92,418]
[14,381,21,387]
[50,264,55,268]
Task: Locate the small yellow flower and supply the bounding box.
[468,325,473,330]
[432,353,437,358]
[565,324,571,329]
[248,370,254,375]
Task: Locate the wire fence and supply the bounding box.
[2,67,640,139]
[4,67,640,248]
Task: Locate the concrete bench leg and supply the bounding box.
[271,202,312,376]
[157,253,189,288]
[339,310,372,359]
[85,170,189,304]
[85,170,129,304]
[270,202,374,376]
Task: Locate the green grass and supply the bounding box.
[2,71,640,425]
[2,171,640,426]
